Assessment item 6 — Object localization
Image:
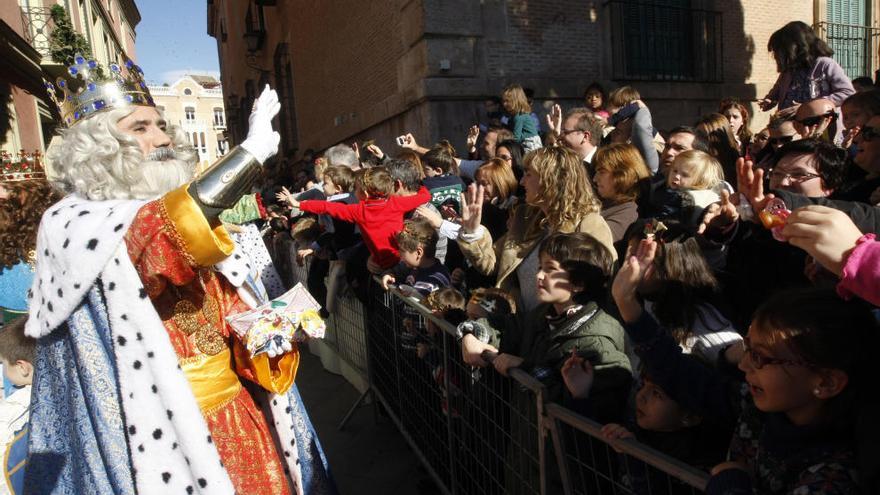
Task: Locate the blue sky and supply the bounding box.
[134,0,220,85]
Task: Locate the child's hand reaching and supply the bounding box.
[296,248,313,267]
[381,274,396,290]
[561,350,594,399]
[611,238,656,323]
[415,205,444,229]
[698,190,739,235]
[275,186,299,208]
[735,157,774,213]
[600,423,635,453]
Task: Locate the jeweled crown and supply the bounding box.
[44,54,155,127]
[1,150,46,183]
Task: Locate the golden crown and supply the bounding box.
[44,54,155,127]
[1,150,46,183]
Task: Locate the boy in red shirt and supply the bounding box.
[288,166,430,271]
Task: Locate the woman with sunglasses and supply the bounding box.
[613,243,877,495]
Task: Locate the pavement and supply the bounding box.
[297,350,436,495]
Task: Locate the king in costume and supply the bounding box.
[23,56,335,494]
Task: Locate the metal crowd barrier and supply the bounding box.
[270,235,711,494]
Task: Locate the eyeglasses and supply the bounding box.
[560,128,583,136]
[742,336,814,369]
[795,112,836,127]
[767,135,795,147]
[768,169,821,183]
[859,126,880,142]
[497,154,513,161]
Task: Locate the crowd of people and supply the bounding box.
[259,21,880,495]
[1,18,880,495]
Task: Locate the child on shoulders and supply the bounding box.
[502,84,543,153]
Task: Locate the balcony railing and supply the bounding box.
[606,0,723,83]
[815,21,880,79]
[20,6,54,60]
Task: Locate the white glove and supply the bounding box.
[241,85,281,164]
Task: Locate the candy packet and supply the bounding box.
[225,283,326,357]
[758,198,792,242]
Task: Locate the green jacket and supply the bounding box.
[503,301,633,421]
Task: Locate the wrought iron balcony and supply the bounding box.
[605,0,723,83]
[814,21,880,79]
[20,6,54,61]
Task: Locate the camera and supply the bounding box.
[396,135,407,146]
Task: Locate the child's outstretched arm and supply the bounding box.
[299,199,362,223]
[390,186,432,212]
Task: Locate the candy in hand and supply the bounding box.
[758,198,791,241]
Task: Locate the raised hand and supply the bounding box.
[611,238,656,323]
[546,103,563,135]
[242,85,282,164]
[399,133,418,150]
[466,125,480,151]
[781,205,863,276]
[698,189,740,234]
[459,183,485,235]
[561,350,594,399]
[736,157,773,213]
[366,144,385,160]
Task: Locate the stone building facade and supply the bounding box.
[2,0,140,157]
[148,75,230,169]
[208,0,880,158]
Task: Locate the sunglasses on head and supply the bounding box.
[795,111,836,127]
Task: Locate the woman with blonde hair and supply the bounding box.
[457,146,614,315]
[592,143,651,244]
[696,113,740,182]
[474,158,519,239]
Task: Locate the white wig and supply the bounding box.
[48,107,198,200]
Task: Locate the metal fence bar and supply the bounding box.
[546,403,710,494]
[267,232,714,495]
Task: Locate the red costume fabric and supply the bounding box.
[124,197,293,495]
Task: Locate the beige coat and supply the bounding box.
[457,204,616,303]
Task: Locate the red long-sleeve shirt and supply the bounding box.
[299,187,431,269]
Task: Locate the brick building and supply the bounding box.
[2,0,140,158]
[148,75,230,169]
[208,0,880,159]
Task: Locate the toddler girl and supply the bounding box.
[502,84,542,152]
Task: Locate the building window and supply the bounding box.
[817,0,874,78]
[191,132,198,146]
[184,88,193,96]
[199,132,207,154]
[213,107,225,127]
[185,106,196,122]
[607,0,723,82]
[217,135,228,156]
[274,44,299,155]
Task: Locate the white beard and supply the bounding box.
[124,154,196,199]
